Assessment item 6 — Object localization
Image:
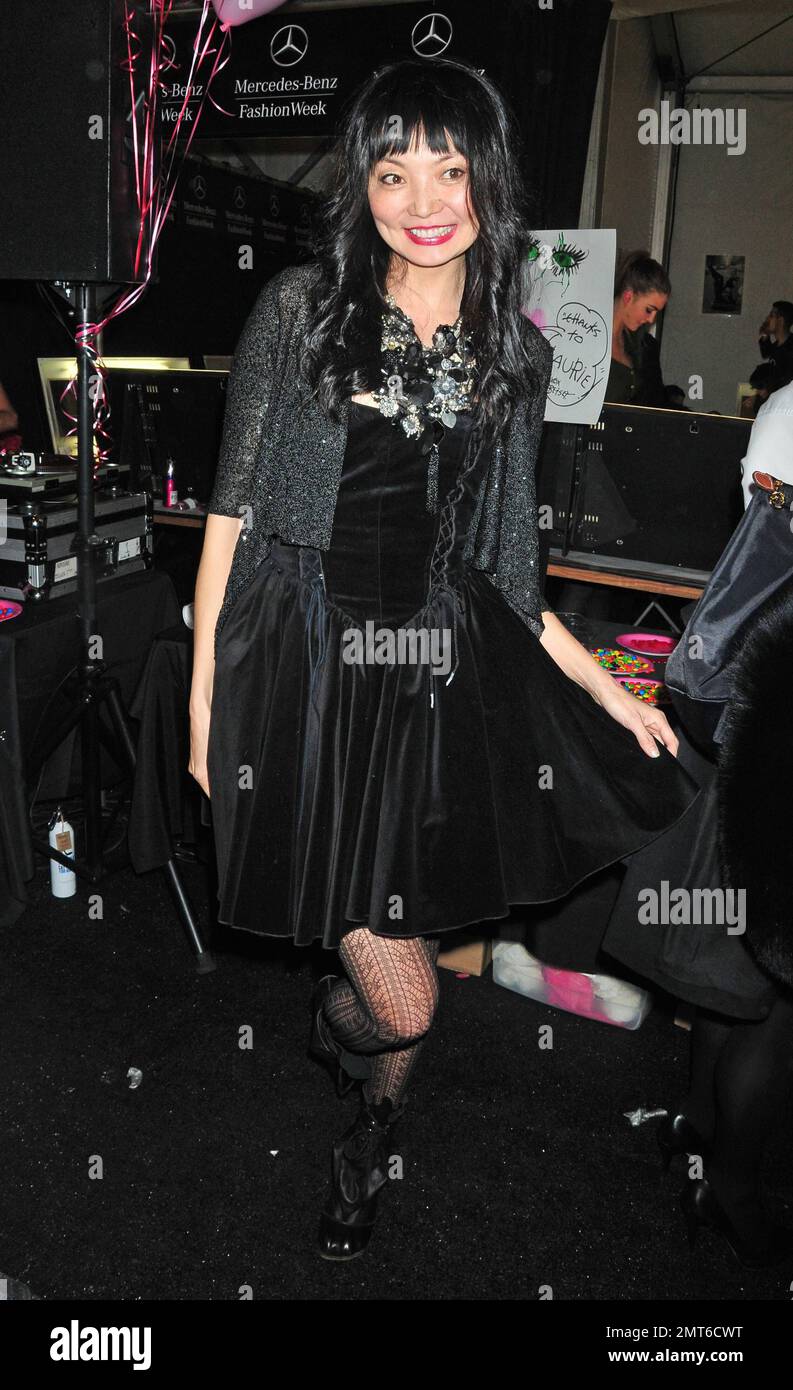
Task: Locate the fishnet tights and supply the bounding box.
[322,928,442,1105]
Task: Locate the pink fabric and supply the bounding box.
[542,967,616,1025]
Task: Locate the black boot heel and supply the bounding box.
[308,975,372,1098]
[679,1178,793,1269]
[657,1113,710,1173]
[318,1097,404,1261]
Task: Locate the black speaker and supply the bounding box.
[0,0,157,282]
[537,404,749,585]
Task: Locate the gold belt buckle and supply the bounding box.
[770,477,786,509]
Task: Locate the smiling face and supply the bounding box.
[621,288,668,331]
[367,128,479,269]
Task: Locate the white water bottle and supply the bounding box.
[49,808,76,898]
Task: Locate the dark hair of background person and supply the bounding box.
[665,383,687,407]
[301,57,543,447]
[614,249,672,301]
[772,300,793,331]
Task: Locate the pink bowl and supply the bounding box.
[616,631,677,658]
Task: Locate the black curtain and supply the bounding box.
[491,0,612,227]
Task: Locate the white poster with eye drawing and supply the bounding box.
[520,229,616,424]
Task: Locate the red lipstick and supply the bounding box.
[403,224,457,246]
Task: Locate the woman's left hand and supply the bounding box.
[593,678,679,759]
[537,613,680,759]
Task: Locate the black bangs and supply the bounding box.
[365,83,470,168]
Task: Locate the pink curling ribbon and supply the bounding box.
[65,1,236,468]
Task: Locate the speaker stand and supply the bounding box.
[631,598,682,634]
[27,280,215,974]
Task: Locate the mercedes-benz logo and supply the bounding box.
[233,186,246,210]
[269,193,280,218]
[270,24,308,68]
[191,174,206,200]
[411,12,453,58]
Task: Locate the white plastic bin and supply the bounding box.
[492,939,652,1030]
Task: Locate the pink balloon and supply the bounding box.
[210,0,289,28]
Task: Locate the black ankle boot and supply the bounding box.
[657,1112,710,1173]
[308,975,373,1098]
[317,1096,404,1261]
[680,1178,793,1269]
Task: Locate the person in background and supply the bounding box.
[665,383,690,411]
[603,380,793,1269]
[740,377,793,510]
[605,250,669,407]
[552,252,671,618]
[749,301,793,410]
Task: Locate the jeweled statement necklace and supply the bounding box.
[372,291,477,513]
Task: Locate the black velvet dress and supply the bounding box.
[207,363,702,950]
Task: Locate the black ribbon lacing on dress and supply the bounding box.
[295,419,489,730]
[419,420,487,710]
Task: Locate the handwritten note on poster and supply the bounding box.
[520,229,616,424]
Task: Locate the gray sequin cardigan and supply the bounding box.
[208,260,554,656]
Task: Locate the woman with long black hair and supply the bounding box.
[189,58,699,1260]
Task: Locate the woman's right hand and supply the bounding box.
[188,696,212,798]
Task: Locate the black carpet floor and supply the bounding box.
[2,840,792,1303]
